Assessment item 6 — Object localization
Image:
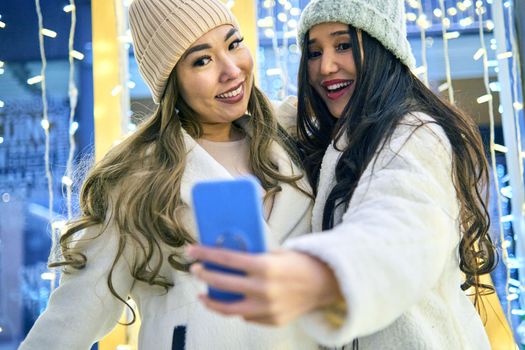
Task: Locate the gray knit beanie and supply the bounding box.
[129,0,239,104]
[297,0,416,69]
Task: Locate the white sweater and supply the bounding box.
[286,112,491,349]
[19,126,317,350]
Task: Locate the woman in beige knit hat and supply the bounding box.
[18,0,318,349]
[188,0,496,349]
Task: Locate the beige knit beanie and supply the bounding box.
[129,0,239,103]
[297,0,416,69]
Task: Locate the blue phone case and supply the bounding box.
[191,177,267,302]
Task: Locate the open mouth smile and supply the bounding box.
[322,79,354,100]
[216,82,244,104]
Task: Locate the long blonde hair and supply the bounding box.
[50,69,303,321]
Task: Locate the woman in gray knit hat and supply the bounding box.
[189,0,496,349]
[18,0,318,349]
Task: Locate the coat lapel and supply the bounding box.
[179,131,233,207]
[265,142,312,243]
[179,124,312,248]
[312,141,342,232]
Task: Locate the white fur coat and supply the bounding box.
[19,127,316,350]
[285,112,491,350]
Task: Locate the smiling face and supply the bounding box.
[175,25,253,139]
[307,22,357,118]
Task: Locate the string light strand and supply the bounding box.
[478,2,512,324]
[34,0,55,262]
[417,0,429,87]
[268,2,286,100]
[506,1,524,177]
[438,0,455,104]
[65,0,78,220]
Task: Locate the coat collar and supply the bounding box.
[180,117,312,246]
[311,139,345,232]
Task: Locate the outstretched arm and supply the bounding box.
[188,117,458,346]
[187,245,343,326]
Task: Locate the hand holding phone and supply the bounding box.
[191,177,267,302]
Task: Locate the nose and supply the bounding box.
[319,51,339,76]
[219,54,241,83]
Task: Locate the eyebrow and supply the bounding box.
[307,30,351,45]
[183,27,239,59]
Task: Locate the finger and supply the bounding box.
[190,263,263,296]
[186,245,266,273]
[198,294,270,319]
[243,306,302,326]
[243,315,289,326]
[199,292,294,326]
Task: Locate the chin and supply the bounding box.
[226,108,247,121]
[329,108,343,119]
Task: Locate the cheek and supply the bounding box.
[307,62,325,98]
[176,67,197,97]
[342,52,357,74]
[194,75,212,95]
[179,75,215,113]
[307,64,323,96]
[238,49,254,73]
[307,61,318,83]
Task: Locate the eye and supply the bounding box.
[229,37,244,50]
[193,56,212,67]
[307,50,321,60]
[336,42,352,51]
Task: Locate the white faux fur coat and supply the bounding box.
[285,111,491,350]
[19,126,317,350]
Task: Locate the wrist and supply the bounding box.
[301,252,344,309]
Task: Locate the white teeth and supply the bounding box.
[217,85,242,99]
[326,81,351,91]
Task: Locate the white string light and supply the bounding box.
[444,31,461,39]
[114,0,131,133]
[267,1,287,99]
[27,75,43,85]
[493,143,509,153]
[416,0,429,86]
[477,1,511,323]
[41,28,57,38]
[34,0,59,291]
[35,0,56,275]
[0,18,4,109]
[506,2,524,148]
[281,3,291,100]
[505,3,525,322]
[111,85,123,96]
[65,0,78,221]
[70,50,84,60]
[438,0,455,104]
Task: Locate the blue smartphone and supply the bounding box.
[191,176,267,302]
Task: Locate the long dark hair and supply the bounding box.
[297,27,496,306]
